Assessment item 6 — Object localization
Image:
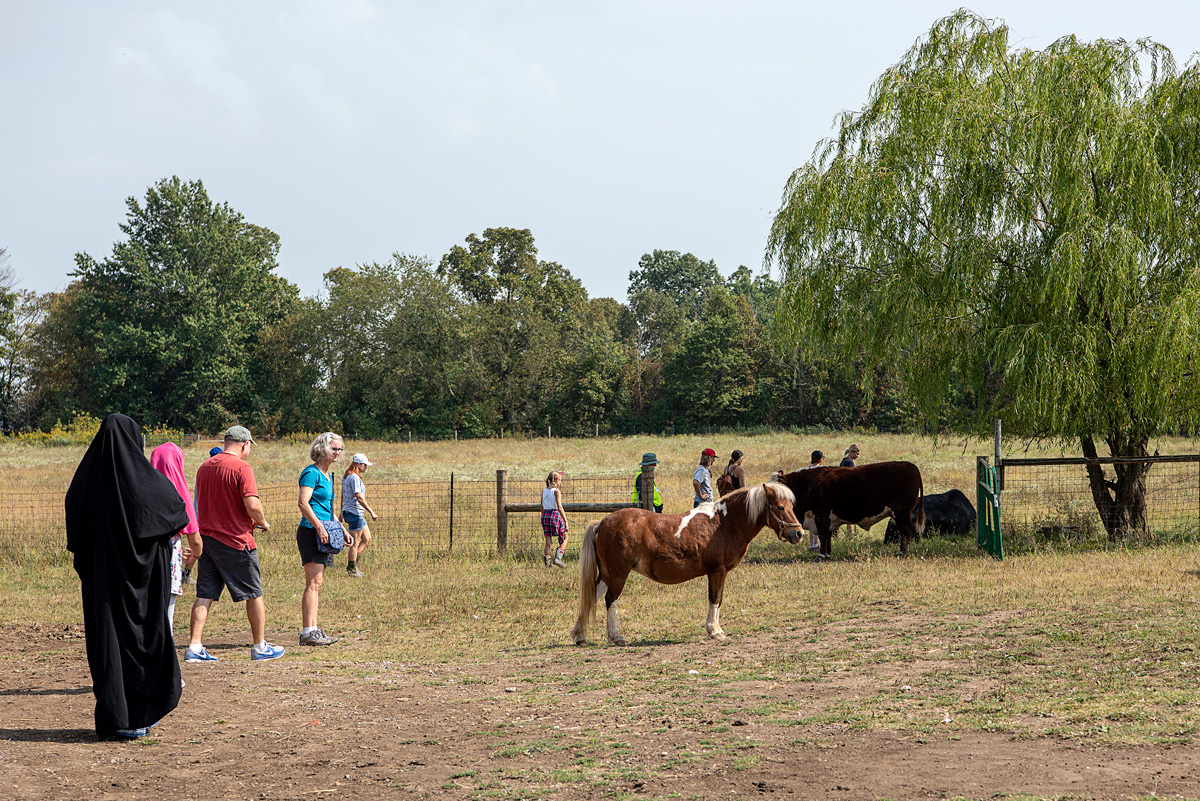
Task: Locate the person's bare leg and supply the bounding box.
[302,563,324,629]
[189,598,213,647]
[246,596,266,644]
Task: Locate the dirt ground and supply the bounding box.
[2,623,1198,801]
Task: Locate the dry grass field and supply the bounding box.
[3,431,1200,799]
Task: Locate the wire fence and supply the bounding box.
[5,472,636,559]
[999,456,1200,543]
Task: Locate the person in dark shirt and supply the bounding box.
[840,443,860,467]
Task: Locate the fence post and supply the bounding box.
[496,469,508,554]
[994,418,1004,491]
[449,472,455,551]
[641,464,656,511]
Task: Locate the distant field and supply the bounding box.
[0,428,1137,491]
[5,430,1200,559]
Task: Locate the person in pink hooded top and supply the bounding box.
[150,443,202,634]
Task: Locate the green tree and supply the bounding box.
[68,177,298,431]
[627,250,723,320]
[767,11,1200,537]
[247,297,332,436]
[24,286,99,429]
[659,287,755,429]
[0,249,38,432]
[439,228,588,431]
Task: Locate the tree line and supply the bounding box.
[0,177,913,439]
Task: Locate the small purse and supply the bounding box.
[317,518,345,554]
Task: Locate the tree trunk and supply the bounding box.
[1079,433,1152,541]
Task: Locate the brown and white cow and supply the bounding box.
[779,462,926,557]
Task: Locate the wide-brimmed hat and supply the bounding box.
[640,452,658,466]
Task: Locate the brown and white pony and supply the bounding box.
[570,483,803,646]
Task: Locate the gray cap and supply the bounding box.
[223,425,257,444]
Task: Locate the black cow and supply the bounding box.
[779,462,926,556]
[883,488,976,544]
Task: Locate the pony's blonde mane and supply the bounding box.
[736,482,795,521]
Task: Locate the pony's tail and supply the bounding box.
[570,520,601,645]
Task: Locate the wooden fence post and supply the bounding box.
[496,469,508,554]
[641,464,656,511]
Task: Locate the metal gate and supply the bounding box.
[977,456,1004,559]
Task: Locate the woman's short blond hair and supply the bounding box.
[309,431,343,463]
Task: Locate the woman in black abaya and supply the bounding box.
[66,414,190,740]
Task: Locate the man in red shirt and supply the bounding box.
[184,426,285,663]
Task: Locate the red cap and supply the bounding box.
[702,448,717,457]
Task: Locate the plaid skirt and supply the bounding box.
[541,508,567,539]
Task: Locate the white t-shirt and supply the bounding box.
[341,473,366,515]
[542,487,559,511]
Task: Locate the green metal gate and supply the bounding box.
[976,456,1004,559]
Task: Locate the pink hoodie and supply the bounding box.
[149,442,200,535]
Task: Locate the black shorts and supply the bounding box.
[196,535,262,603]
[296,524,335,568]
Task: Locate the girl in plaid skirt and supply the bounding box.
[541,470,570,567]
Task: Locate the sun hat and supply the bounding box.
[352,453,372,465]
[223,425,257,444]
[640,452,658,466]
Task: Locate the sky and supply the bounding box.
[4,1,1200,303]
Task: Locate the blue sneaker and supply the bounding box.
[113,727,149,738]
[251,643,285,661]
[184,646,218,663]
[112,721,157,739]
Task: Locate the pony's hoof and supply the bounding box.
[710,631,728,641]
[611,637,628,647]
[574,638,587,646]
[816,552,830,561]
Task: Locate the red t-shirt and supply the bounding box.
[195,452,260,550]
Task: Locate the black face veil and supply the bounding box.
[65,413,190,738]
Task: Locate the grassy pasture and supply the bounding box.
[4,431,1200,750]
[4,429,1198,558]
[7,533,1200,747]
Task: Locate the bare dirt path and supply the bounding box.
[2,623,1197,800]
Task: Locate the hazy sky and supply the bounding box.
[4,1,1200,302]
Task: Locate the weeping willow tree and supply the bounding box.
[767,11,1200,539]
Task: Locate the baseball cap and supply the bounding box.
[352,453,372,465]
[223,425,257,444]
[701,448,717,457]
[209,446,223,457]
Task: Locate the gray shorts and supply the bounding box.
[296,524,335,568]
[196,535,262,603]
